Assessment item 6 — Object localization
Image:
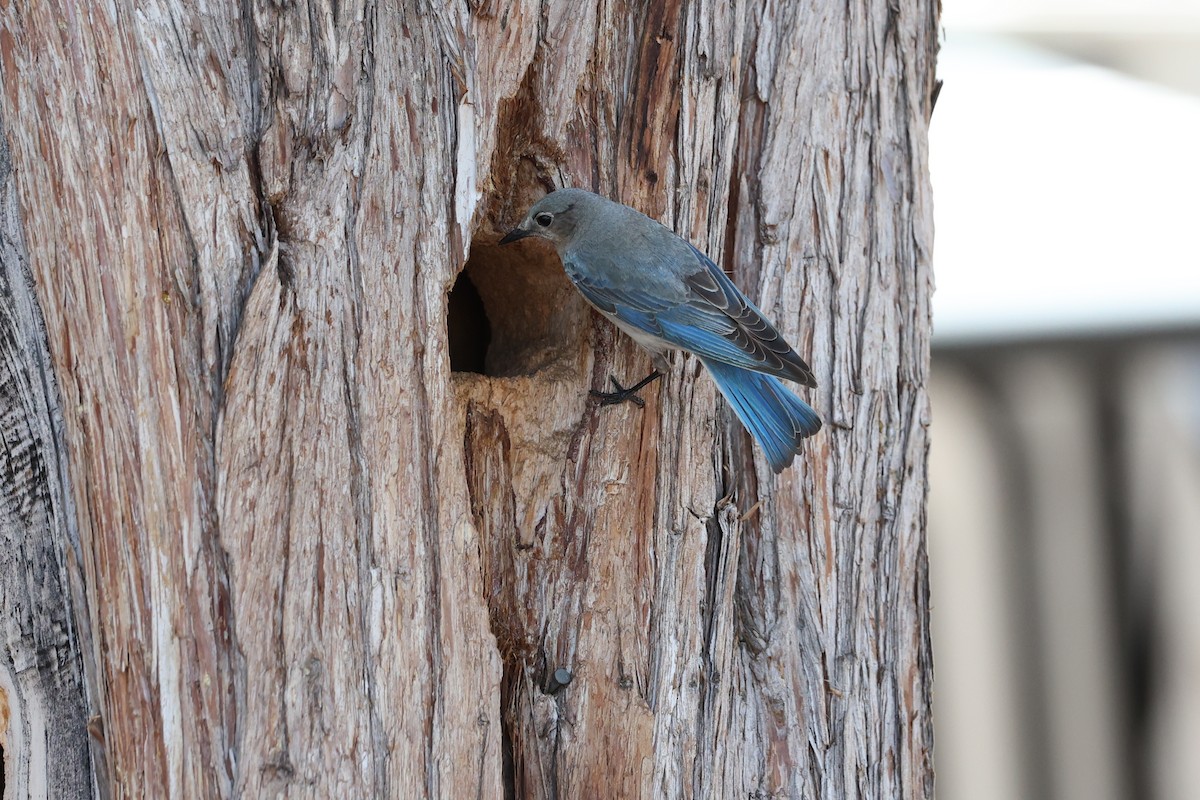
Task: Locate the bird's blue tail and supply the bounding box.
[702,358,822,472]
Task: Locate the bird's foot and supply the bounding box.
[589,371,663,408]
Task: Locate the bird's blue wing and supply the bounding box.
[569,274,671,340]
[568,247,816,387]
[673,245,816,386]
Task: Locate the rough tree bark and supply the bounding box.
[0,2,937,799]
[0,113,96,800]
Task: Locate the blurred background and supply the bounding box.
[927,1,1200,799]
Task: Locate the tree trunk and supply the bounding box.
[0,2,937,799]
[0,122,96,800]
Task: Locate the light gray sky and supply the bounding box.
[930,3,1200,343]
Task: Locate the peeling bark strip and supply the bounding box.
[0,1,936,798]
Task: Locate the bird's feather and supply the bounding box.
[702,357,822,472]
[566,245,816,387]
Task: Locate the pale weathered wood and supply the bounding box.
[0,115,94,797]
[0,1,937,798]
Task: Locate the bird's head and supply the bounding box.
[499,189,597,249]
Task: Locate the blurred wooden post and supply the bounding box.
[0,2,937,798]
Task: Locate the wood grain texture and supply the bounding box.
[0,0,937,797]
[0,106,95,797]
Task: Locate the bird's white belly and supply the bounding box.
[602,311,674,370]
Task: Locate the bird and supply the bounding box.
[499,188,821,472]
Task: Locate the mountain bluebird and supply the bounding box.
[500,188,821,472]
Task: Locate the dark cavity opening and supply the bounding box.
[448,270,492,374]
[448,239,587,377]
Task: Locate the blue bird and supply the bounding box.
[500,188,821,472]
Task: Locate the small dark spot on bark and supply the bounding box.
[276,255,295,299]
[546,667,573,694]
[262,750,296,780]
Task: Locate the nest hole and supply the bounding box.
[448,239,586,377]
[447,270,491,374]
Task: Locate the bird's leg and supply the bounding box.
[590,371,663,408]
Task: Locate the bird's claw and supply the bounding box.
[589,371,662,408]
[590,377,646,408]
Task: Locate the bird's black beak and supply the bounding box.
[499,227,532,245]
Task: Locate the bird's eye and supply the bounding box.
[534,212,553,227]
